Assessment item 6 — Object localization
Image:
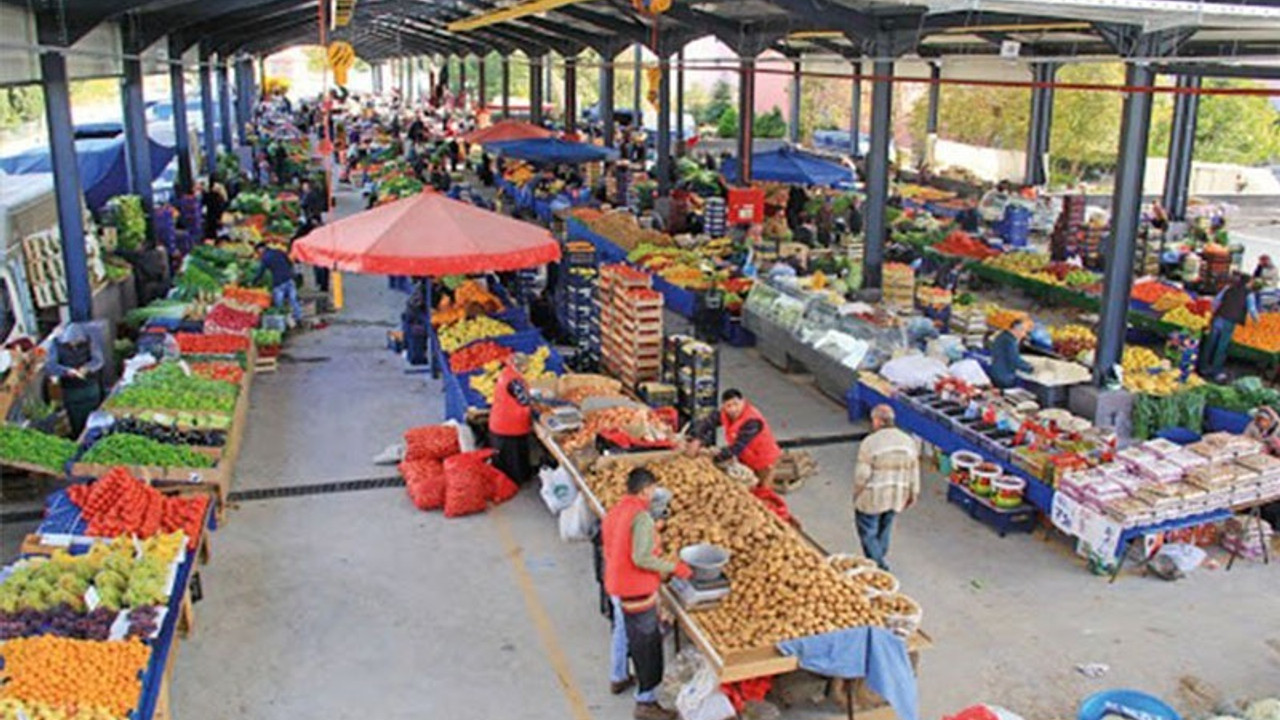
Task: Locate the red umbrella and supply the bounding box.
[291,191,561,276]
[462,119,554,145]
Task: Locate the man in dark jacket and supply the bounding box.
[46,323,105,437]
[252,243,302,321]
[299,179,330,292]
[116,240,171,306]
[989,317,1033,389]
[1199,272,1260,381]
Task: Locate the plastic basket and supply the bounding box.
[1078,690,1181,720]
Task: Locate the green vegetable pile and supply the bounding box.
[105,362,239,414]
[105,195,146,251]
[176,245,261,299]
[80,433,215,469]
[251,329,283,347]
[0,425,79,472]
[1202,376,1280,414]
[1132,388,1207,440]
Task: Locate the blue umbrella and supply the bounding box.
[488,138,619,165]
[722,146,857,187]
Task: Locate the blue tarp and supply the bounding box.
[489,138,620,165]
[0,135,175,210]
[722,146,857,188]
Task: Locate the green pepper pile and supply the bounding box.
[105,362,239,414]
[81,433,215,469]
[0,425,79,472]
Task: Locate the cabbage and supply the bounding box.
[1245,698,1280,720]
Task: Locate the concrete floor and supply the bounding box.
[155,189,1278,719]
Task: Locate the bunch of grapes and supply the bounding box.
[0,606,118,640]
[127,606,160,639]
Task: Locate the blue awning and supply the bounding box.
[488,138,619,165]
[722,146,857,188]
[0,136,175,210]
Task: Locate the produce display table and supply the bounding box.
[18,499,214,720]
[534,426,929,716]
[849,380,1236,568]
[566,219,700,319]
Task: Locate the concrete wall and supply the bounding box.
[933,139,1027,183]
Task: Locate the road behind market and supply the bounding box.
[171,188,1280,720]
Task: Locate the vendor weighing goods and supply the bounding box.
[671,543,733,609]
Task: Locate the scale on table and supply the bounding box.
[542,406,583,433]
[670,543,732,609]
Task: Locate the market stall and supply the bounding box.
[721,146,857,189]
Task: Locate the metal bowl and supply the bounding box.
[679,543,731,582]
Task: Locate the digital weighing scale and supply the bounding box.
[670,575,731,609]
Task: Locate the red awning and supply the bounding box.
[462,119,554,145]
[291,191,561,276]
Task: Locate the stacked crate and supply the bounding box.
[949,304,987,347]
[664,334,720,428]
[1050,194,1087,261]
[560,240,600,356]
[600,264,663,388]
[882,263,915,309]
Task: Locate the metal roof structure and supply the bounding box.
[7,0,1280,66]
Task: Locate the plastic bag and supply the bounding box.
[949,358,991,387]
[879,353,948,389]
[676,655,736,720]
[443,450,495,518]
[404,424,462,462]
[400,459,446,511]
[539,465,578,514]
[558,493,597,542]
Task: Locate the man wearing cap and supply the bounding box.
[46,323,105,437]
[602,468,691,720]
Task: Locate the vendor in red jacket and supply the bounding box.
[602,468,691,720]
[488,356,534,485]
[687,388,783,488]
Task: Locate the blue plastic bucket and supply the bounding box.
[1078,690,1182,720]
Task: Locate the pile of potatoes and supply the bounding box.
[587,455,887,652]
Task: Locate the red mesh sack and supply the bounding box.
[443,450,495,518]
[485,465,520,505]
[403,425,461,462]
[400,460,445,511]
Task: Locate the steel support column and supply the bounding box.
[850,61,862,157]
[863,59,894,290]
[1162,74,1201,221]
[1024,62,1057,186]
[1095,62,1157,385]
[789,59,802,144]
[121,54,154,214]
[234,59,250,145]
[530,56,544,124]
[169,39,193,194]
[199,54,217,175]
[218,58,233,152]
[546,53,555,115]
[372,62,382,94]
[501,54,511,118]
[925,62,940,168]
[459,55,468,106]
[564,55,578,134]
[675,49,685,152]
[736,57,756,186]
[633,45,643,127]
[656,54,672,196]
[39,51,93,321]
[600,54,615,147]
[477,55,487,110]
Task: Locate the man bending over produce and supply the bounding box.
[253,243,302,323]
[989,317,1033,389]
[46,323,105,437]
[602,468,691,720]
[685,388,783,489]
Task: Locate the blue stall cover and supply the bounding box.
[489,138,620,165]
[722,146,857,187]
[0,136,174,210]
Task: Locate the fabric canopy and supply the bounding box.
[462,119,554,145]
[291,190,561,276]
[722,146,857,188]
[0,135,175,210]
[488,138,619,165]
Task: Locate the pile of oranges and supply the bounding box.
[0,636,150,716]
[1234,312,1280,353]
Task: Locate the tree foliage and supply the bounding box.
[717,106,738,138]
[1148,79,1280,165]
[0,86,44,131]
[755,106,788,139]
[702,79,734,126]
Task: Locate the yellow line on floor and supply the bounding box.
[492,508,595,720]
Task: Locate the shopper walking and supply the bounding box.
[487,356,534,485]
[602,468,691,720]
[687,388,783,488]
[251,242,303,322]
[1198,272,1259,382]
[299,179,330,293]
[46,323,105,438]
[852,405,920,571]
[989,317,1033,389]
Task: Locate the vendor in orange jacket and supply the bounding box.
[488,356,534,485]
[686,388,783,488]
[602,468,691,720]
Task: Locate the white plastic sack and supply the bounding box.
[949,359,991,387]
[558,494,596,542]
[879,353,949,389]
[1154,543,1206,573]
[120,353,159,385]
[676,658,736,720]
[443,419,476,453]
[539,466,578,515]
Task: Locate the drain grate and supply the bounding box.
[228,475,404,502]
[778,431,868,449]
[0,509,45,525]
